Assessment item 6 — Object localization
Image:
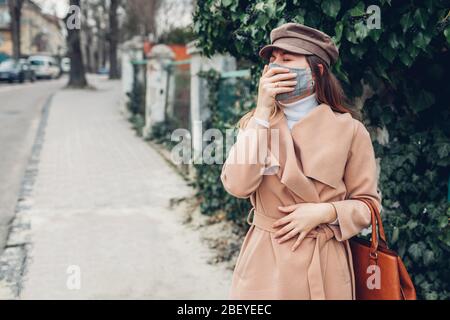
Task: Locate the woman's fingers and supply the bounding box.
[268,80,297,88]
[272,214,292,228]
[270,86,296,97]
[274,221,295,239]
[262,64,268,76]
[263,66,290,78]
[264,72,297,83]
[277,227,300,244]
[263,83,296,96]
[292,231,308,252]
[278,204,300,212]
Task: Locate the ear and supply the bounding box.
[318,63,324,76]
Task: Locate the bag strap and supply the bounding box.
[356,198,388,257]
[367,198,387,246]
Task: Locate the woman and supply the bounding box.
[220,23,382,299]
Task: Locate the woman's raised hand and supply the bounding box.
[254,65,297,120]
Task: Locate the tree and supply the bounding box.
[89,0,108,73]
[108,0,120,79]
[7,0,24,60]
[64,0,88,88]
[123,0,162,40]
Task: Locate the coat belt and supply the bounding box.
[247,207,335,300]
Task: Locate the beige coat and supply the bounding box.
[220,103,382,300]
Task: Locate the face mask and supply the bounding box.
[268,62,315,103]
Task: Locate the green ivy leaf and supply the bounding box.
[345,25,358,44]
[350,45,366,59]
[255,2,265,12]
[436,142,450,159]
[400,12,413,33]
[221,0,233,7]
[443,26,450,44]
[381,46,396,63]
[354,21,369,40]
[399,50,413,67]
[423,250,435,266]
[265,0,278,18]
[349,1,365,16]
[408,243,422,261]
[368,28,382,42]
[406,90,435,113]
[388,33,400,49]
[437,215,449,228]
[413,32,432,50]
[334,21,344,42]
[413,8,427,30]
[321,0,341,18]
[391,227,399,243]
[406,220,419,230]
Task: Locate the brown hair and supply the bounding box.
[237,55,359,129]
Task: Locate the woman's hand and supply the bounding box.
[272,203,337,251]
[254,65,297,121]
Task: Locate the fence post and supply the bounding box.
[120,36,144,115]
[143,44,175,138]
[187,40,236,167]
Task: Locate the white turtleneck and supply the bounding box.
[279,93,320,130]
[253,93,319,130]
[252,93,340,225]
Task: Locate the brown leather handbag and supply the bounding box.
[349,198,417,300]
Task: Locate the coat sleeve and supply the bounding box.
[329,120,382,241]
[220,116,279,199]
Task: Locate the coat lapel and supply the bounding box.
[268,103,353,203]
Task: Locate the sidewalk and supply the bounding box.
[0,75,232,299]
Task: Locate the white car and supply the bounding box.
[28,55,60,79]
[60,57,70,73]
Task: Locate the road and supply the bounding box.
[0,78,66,253]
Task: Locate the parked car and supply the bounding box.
[60,57,70,73]
[28,55,60,79]
[0,59,36,83]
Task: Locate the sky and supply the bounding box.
[33,0,70,18]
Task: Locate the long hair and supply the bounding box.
[237,55,358,129]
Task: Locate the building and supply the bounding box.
[0,0,65,60]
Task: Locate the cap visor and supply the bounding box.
[258,43,313,60]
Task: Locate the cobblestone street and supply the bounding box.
[0,75,232,299]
